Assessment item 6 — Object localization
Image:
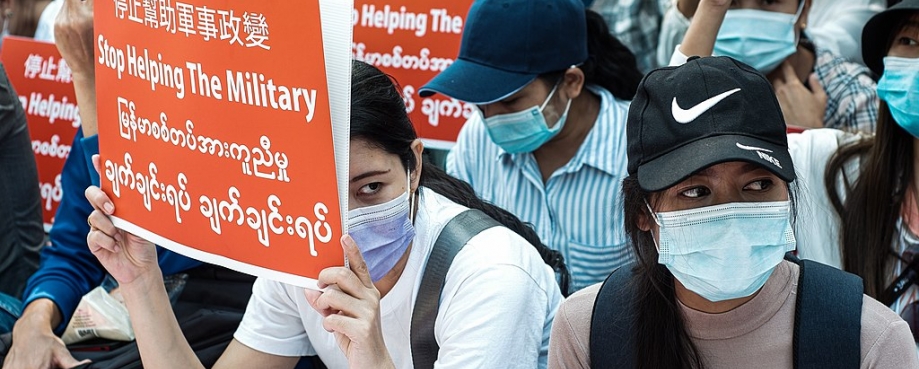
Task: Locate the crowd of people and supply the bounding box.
[0,0,918,367]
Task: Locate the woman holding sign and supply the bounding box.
[82,60,562,368]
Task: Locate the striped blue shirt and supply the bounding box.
[446,86,633,292]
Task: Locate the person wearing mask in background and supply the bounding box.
[662,0,879,133]
[779,0,919,349]
[422,0,644,292]
[659,0,886,66]
[587,0,673,73]
[548,55,918,369]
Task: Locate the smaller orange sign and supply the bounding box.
[1,36,81,231]
[352,0,475,149]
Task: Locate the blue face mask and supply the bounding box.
[647,201,796,302]
[482,82,573,154]
[877,56,919,137]
[347,171,415,282]
[713,3,803,74]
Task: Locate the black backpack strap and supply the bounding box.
[589,265,636,369]
[410,209,500,369]
[792,257,863,369]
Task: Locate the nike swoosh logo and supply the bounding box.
[736,143,773,153]
[671,88,742,124]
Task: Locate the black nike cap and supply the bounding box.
[627,56,796,192]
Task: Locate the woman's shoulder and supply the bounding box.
[549,283,603,356]
[858,295,919,367]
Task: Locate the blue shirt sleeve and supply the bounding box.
[23,130,201,334]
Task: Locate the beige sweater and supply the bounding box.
[548,261,919,368]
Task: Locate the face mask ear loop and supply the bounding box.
[792,1,805,45]
[539,81,562,112]
[407,169,415,223]
[645,200,662,227]
[644,199,665,254]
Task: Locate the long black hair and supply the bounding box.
[351,60,568,294]
[823,16,915,298]
[538,10,643,101]
[621,177,704,369]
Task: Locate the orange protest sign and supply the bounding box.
[95,0,353,288]
[352,0,474,149]
[1,36,81,231]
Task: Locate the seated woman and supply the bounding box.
[547,56,917,368]
[82,59,562,369]
[664,0,878,133]
[785,0,919,347]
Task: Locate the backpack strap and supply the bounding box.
[791,257,863,369]
[589,264,636,369]
[410,209,500,369]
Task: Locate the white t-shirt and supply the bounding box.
[234,187,563,369]
[786,128,858,269]
[33,0,62,42]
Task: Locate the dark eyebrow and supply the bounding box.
[350,169,390,183]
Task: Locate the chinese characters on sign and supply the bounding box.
[96,0,353,288]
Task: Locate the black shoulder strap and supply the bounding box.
[410,209,500,369]
[589,265,636,369]
[792,257,863,369]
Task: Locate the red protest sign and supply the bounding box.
[1,36,81,231]
[95,0,352,288]
[352,0,474,149]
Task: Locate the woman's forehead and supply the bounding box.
[683,161,775,180]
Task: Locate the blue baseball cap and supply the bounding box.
[419,0,589,105]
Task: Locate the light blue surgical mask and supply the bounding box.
[347,171,415,282]
[482,82,573,154]
[877,56,919,137]
[647,200,796,302]
[713,3,804,74]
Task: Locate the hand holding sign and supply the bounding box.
[304,235,396,369]
[86,155,160,287]
[54,0,95,77]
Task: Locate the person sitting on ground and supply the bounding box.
[421,0,644,292]
[548,55,918,369]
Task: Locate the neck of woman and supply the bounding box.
[674,279,760,314]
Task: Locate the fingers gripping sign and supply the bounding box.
[304,235,396,369]
[84,154,160,286]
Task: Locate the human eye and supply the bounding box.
[679,186,711,198]
[358,182,383,196]
[743,179,774,191]
[896,36,919,47]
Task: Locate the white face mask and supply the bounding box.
[647,200,796,302]
[481,81,572,154]
[713,2,805,73]
[347,170,415,282]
